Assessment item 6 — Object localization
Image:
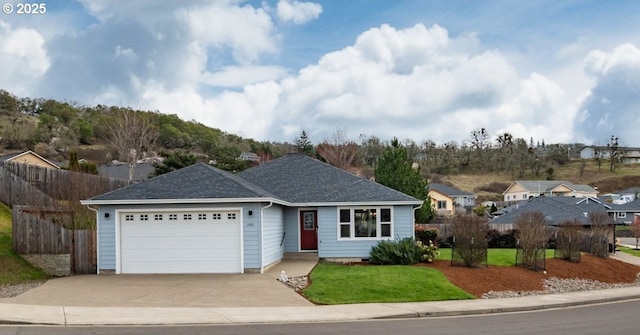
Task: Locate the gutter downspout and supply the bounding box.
[85,205,100,274]
[260,201,274,274]
[413,202,423,239]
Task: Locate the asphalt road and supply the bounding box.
[1,299,639,335]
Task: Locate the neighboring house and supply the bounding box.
[239,152,260,162]
[502,180,598,203]
[490,196,614,241]
[81,154,422,274]
[97,162,156,181]
[617,187,640,198]
[428,183,475,216]
[579,146,640,164]
[0,150,60,169]
[609,199,640,225]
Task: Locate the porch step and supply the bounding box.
[283,252,319,261]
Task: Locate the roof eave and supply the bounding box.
[81,197,287,206]
[293,200,424,207]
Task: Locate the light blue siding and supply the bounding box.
[283,207,299,252]
[261,205,284,267]
[97,206,116,271]
[242,203,261,270]
[317,205,415,258]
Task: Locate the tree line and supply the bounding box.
[1,90,592,181]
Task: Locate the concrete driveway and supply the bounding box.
[1,254,318,308]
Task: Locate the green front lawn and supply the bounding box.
[302,263,474,305]
[303,248,559,305]
[0,203,48,285]
[437,248,554,266]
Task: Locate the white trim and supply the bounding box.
[336,206,394,241]
[259,202,274,274]
[82,197,286,206]
[115,206,244,274]
[82,197,421,207]
[5,150,60,169]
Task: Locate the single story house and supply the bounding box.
[81,154,422,274]
[428,183,475,216]
[0,150,60,169]
[579,146,640,164]
[490,196,614,241]
[502,180,598,203]
[608,199,640,225]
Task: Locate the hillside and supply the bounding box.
[441,159,640,202]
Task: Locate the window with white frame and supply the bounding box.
[437,201,447,209]
[617,212,626,219]
[338,207,392,239]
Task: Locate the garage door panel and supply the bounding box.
[119,210,242,274]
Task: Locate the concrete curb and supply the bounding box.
[2,287,640,325]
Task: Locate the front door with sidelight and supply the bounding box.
[300,210,318,250]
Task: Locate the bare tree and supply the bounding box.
[589,211,612,257]
[316,128,359,171]
[103,107,159,180]
[556,219,583,262]
[607,135,619,173]
[514,211,548,269]
[451,215,489,267]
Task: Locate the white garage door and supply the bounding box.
[119,210,242,274]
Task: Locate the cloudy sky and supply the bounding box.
[1,1,639,146]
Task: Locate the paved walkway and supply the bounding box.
[1,252,640,325]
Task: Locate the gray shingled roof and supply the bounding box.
[89,163,276,201]
[429,183,473,197]
[490,196,609,226]
[86,154,422,205]
[507,180,597,194]
[617,187,640,196]
[609,198,640,211]
[237,154,421,204]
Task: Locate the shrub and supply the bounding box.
[415,225,439,245]
[369,237,423,265]
[451,215,489,267]
[417,240,440,262]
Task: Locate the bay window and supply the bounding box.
[339,207,392,239]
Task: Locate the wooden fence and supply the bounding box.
[0,163,130,275]
[1,162,130,204]
[12,206,97,274]
[0,165,58,208]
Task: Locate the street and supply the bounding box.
[1,299,639,335]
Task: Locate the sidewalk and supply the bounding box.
[2,252,640,325]
[3,286,640,325]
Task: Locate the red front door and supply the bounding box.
[300,210,318,250]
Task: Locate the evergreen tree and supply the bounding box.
[68,151,81,171]
[294,130,314,156]
[375,138,435,223]
[152,151,198,176]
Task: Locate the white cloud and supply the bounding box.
[276,0,322,25]
[181,3,278,64]
[576,43,640,146]
[0,21,49,95]
[256,24,571,144]
[201,65,288,88]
